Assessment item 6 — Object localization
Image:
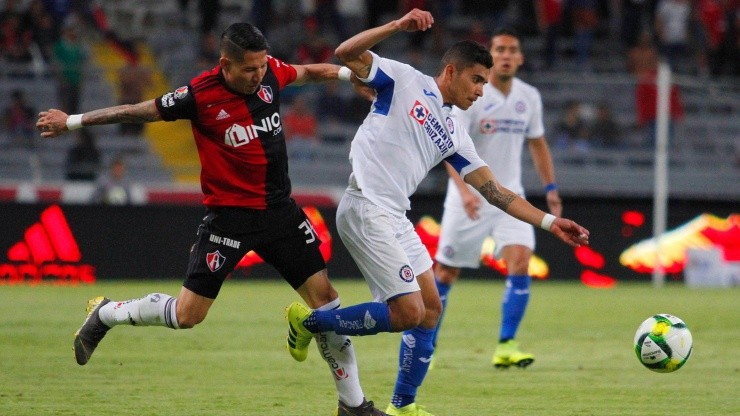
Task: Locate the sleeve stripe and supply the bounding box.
[444,153,471,173]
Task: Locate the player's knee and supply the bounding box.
[177,314,206,329]
[506,256,530,275]
[390,301,425,331]
[175,309,207,329]
[423,296,443,327]
[434,262,461,284]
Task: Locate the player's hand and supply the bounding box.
[546,190,562,217]
[549,218,589,247]
[393,8,434,33]
[461,189,481,220]
[36,109,70,138]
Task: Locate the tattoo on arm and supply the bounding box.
[478,180,515,211]
[84,102,161,125]
[357,63,372,79]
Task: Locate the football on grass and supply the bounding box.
[634,314,692,373]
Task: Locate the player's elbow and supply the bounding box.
[334,46,352,64]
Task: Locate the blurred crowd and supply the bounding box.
[1,0,738,166]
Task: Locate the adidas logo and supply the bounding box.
[1,205,95,284]
[216,109,230,120]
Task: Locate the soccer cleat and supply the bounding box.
[492,340,535,369]
[385,403,434,416]
[336,398,389,416]
[285,302,314,362]
[73,296,111,365]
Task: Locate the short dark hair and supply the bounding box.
[220,23,270,60]
[491,27,520,42]
[438,40,492,75]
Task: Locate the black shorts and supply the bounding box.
[184,200,326,299]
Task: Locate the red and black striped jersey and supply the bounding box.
[155,56,297,209]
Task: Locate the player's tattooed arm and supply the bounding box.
[476,179,516,212]
[83,100,162,125]
[37,100,162,138]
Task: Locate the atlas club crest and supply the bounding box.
[206,250,226,272]
[257,85,273,103]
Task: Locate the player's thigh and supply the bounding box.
[255,203,327,291]
[337,194,420,302]
[184,212,251,299]
[436,206,491,268]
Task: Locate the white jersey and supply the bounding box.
[348,51,487,215]
[450,78,544,196]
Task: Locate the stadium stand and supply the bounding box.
[0,0,737,202]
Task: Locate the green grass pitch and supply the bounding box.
[0,279,737,415]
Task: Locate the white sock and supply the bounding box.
[99,293,179,329]
[314,298,365,407]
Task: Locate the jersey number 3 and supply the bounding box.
[299,220,317,244]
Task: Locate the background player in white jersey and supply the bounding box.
[284,9,588,416]
[432,28,562,369]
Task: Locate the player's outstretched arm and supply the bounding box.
[292,63,342,84]
[464,166,589,247]
[335,8,434,79]
[36,100,162,138]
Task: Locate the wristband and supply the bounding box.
[544,183,558,193]
[540,213,556,231]
[338,66,352,81]
[66,114,83,130]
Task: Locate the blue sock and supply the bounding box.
[305,302,392,336]
[391,326,435,408]
[431,278,451,348]
[500,275,531,342]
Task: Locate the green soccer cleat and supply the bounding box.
[492,340,535,369]
[335,398,389,416]
[73,296,111,365]
[385,403,434,416]
[285,302,314,362]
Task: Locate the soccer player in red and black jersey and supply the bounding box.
[37,22,386,416]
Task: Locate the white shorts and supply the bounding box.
[435,203,535,269]
[336,191,432,302]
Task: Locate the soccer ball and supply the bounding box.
[634,314,692,373]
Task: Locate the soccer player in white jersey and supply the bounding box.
[284,9,588,416]
[432,28,562,369]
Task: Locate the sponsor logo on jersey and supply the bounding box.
[446,116,455,134]
[209,233,241,249]
[515,100,526,113]
[257,85,273,103]
[399,264,414,282]
[480,118,496,134]
[206,250,226,272]
[410,101,429,124]
[223,113,282,147]
[216,109,230,120]
[409,100,454,155]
